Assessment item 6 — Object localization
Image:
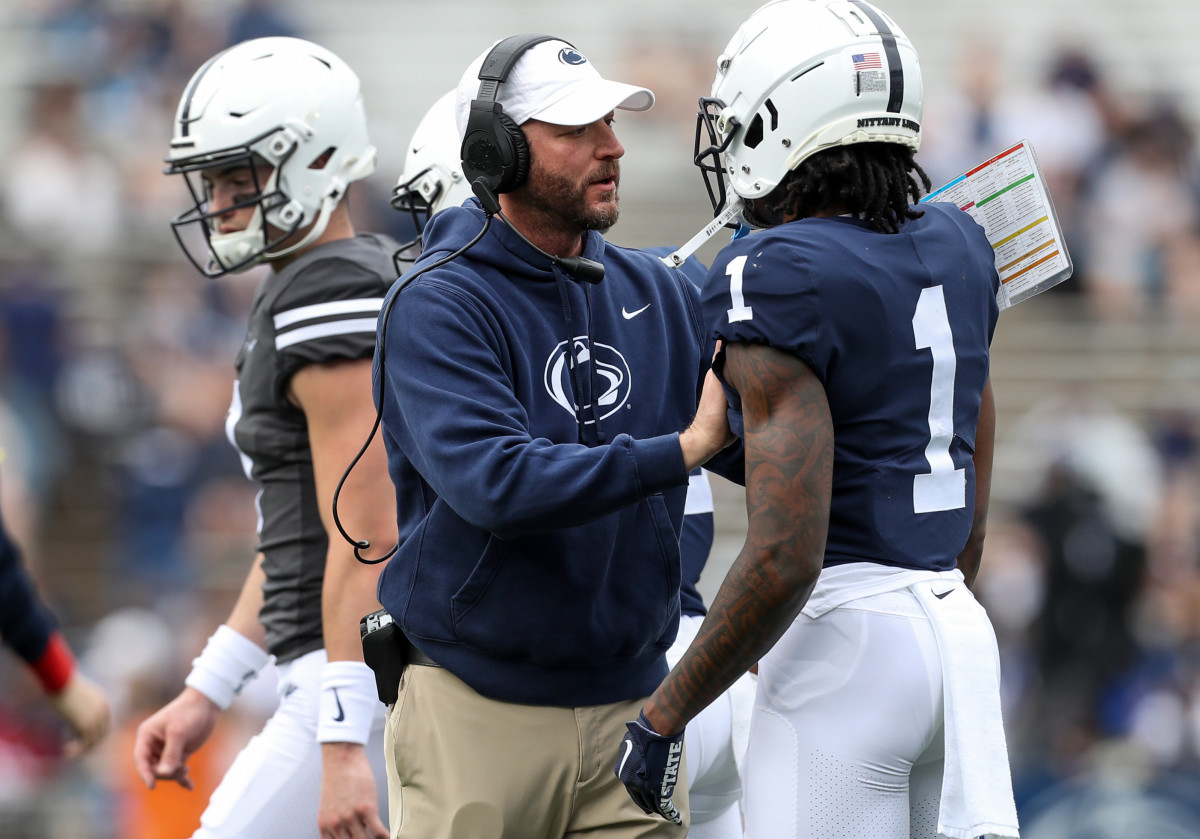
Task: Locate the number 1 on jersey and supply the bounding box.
[912,286,965,513]
[726,255,753,323]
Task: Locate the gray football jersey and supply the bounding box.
[227,232,397,663]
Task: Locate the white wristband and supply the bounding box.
[184,625,271,711]
[317,660,378,745]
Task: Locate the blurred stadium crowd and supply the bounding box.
[0,1,1198,837]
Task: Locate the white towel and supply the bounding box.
[913,579,1020,839]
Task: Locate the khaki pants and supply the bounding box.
[384,664,689,839]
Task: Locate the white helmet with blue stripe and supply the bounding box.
[695,0,923,216]
[166,37,377,276]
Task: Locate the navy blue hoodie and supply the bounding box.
[376,199,721,707]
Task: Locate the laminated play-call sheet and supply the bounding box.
[923,140,1073,310]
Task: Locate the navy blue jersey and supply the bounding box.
[701,202,999,571]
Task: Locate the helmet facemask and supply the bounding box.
[167,135,303,277]
[694,97,742,225]
[389,166,443,268]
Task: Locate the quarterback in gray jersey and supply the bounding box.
[133,38,396,839]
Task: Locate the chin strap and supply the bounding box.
[262,189,341,261]
[658,197,745,269]
[210,149,372,272]
[208,187,337,273]
[261,130,375,262]
[208,220,268,273]
[263,146,374,261]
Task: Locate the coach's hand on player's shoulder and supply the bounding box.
[318,742,389,839]
[679,369,735,471]
[614,711,685,824]
[133,686,220,790]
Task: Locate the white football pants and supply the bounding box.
[668,614,755,837]
[193,648,389,839]
[743,588,946,839]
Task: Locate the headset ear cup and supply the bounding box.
[494,112,530,193]
[461,130,500,193]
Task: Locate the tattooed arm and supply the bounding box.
[642,342,833,736]
[956,378,994,589]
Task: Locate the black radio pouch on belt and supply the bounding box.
[360,608,406,705]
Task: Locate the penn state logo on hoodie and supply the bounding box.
[543,336,632,419]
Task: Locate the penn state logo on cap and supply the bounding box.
[455,39,653,137]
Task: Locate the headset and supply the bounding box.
[460,33,560,196]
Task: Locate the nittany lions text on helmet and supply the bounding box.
[695,0,923,220]
[165,37,377,276]
[390,89,474,263]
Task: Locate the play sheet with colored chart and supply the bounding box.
[924,141,1074,310]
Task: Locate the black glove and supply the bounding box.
[614,711,684,825]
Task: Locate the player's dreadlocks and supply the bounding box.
[768,143,932,234]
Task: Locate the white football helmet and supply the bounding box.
[390,89,474,263]
[166,37,377,276]
[695,0,923,218]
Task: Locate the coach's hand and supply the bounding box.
[614,711,685,824]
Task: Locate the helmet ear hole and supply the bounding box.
[308,147,336,170]
[744,114,764,150]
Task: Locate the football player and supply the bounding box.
[617,2,1020,838]
[132,37,396,839]
[392,90,753,839]
[389,90,474,265]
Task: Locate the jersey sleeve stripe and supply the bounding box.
[272,298,383,330]
[275,318,379,350]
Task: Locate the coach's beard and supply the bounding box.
[526,161,621,234]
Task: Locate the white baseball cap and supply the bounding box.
[454,38,654,139]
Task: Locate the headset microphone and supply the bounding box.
[558,255,605,285]
[470,178,605,284]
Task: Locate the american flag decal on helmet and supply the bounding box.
[848,0,904,112]
[852,52,882,71]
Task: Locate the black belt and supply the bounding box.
[402,635,442,668]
